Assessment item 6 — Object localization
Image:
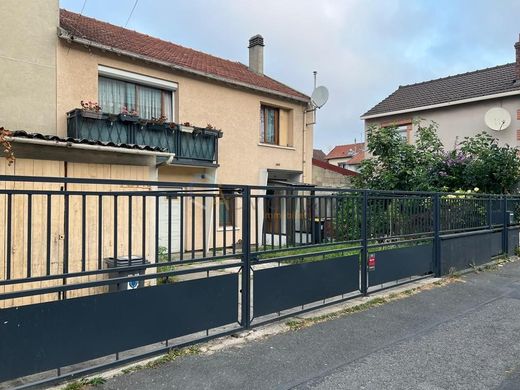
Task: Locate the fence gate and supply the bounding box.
[1,176,519,388]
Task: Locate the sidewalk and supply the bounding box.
[99,260,520,390]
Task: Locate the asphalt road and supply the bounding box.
[101,261,520,390]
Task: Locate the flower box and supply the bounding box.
[179,125,194,133]
[80,110,104,120]
[119,113,140,123]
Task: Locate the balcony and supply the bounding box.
[67,109,222,165]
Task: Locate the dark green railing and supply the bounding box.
[67,109,222,164]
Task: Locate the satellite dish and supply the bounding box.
[485,107,511,131]
[311,86,329,109]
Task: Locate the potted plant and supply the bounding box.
[149,115,168,130]
[80,100,103,119]
[119,106,139,123]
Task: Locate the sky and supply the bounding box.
[60,0,520,152]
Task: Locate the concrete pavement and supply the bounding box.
[100,260,520,390]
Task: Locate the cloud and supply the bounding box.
[60,0,520,150]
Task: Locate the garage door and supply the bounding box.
[158,190,181,254]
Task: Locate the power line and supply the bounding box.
[124,0,139,27]
[79,0,88,15]
[66,0,88,55]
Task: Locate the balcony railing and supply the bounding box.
[67,109,222,165]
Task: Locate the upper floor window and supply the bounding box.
[99,76,173,121]
[380,121,411,143]
[259,104,293,147]
[395,124,410,141]
[260,105,280,145]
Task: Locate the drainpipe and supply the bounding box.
[302,107,306,182]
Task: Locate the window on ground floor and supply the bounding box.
[219,194,236,227]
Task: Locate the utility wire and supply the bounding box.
[66,0,88,55]
[79,0,88,15]
[124,0,139,27]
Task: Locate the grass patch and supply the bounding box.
[283,282,451,332]
[156,246,177,284]
[144,346,201,369]
[258,240,432,266]
[120,365,143,374]
[258,243,358,264]
[285,296,389,331]
[63,377,106,390]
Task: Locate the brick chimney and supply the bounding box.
[248,35,264,75]
[516,34,520,82]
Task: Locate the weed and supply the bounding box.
[144,346,201,369]
[448,267,460,278]
[63,377,106,390]
[515,246,520,257]
[87,377,106,386]
[121,365,143,374]
[285,296,390,331]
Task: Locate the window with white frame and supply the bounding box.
[97,66,177,121]
[395,124,410,141]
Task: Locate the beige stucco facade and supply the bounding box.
[364,95,520,149]
[55,41,312,186]
[0,0,58,133]
[0,0,313,264]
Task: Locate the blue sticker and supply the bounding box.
[128,280,139,289]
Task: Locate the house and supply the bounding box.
[325,142,365,172]
[0,1,314,265]
[313,149,327,162]
[312,158,357,188]
[361,35,520,149]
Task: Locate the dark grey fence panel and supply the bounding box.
[0,274,238,382]
[368,243,433,286]
[253,255,359,317]
[440,230,502,274]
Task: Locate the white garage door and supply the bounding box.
[158,190,181,254]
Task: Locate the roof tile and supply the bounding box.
[326,142,364,160]
[59,9,308,101]
[363,63,520,117]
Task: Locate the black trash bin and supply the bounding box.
[312,218,324,243]
[104,256,149,292]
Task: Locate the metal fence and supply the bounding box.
[1,175,519,388]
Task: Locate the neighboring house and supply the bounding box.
[0,1,313,256]
[325,142,365,172]
[362,35,520,149]
[313,149,327,162]
[312,158,357,188]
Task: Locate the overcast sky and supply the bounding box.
[60,0,520,152]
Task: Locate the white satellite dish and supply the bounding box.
[484,107,511,131]
[311,86,329,109]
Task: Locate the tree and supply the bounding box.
[353,120,443,191]
[353,121,520,194]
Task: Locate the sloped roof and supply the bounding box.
[326,142,364,160]
[59,9,309,102]
[312,158,357,176]
[362,63,520,118]
[345,150,365,165]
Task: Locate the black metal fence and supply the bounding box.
[1,175,519,388]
